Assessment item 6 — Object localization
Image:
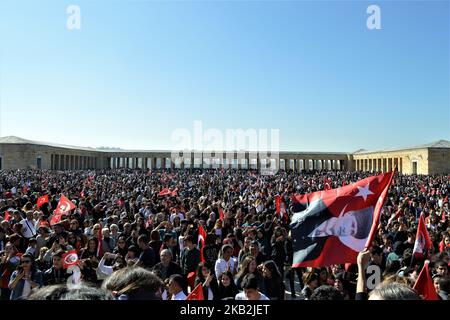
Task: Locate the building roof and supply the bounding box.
[0,136,100,152]
[0,135,448,155]
[353,139,450,155]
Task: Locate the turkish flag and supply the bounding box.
[62,250,79,269]
[413,261,439,300]
[198,224,207,263]
[158,188,171,197]
[51,194,76,225]
[291,170,395,267]
[54,194,76,215]
[171,187,178,197]
[37,195,49,208]
[324,183,331,191]
[413,213,432,259]
[186,283,204,300]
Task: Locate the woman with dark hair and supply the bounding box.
[235,255,264,291]
[102,266,165,300]
[261,260,285,300]
[8,253,43,300]
[194,262,219,300]
[149,230,162,264]
[0,242,20,300]
[80,238,99,267]
[217,271,239,300]
[318,267,333,286]
[67,232,82,253]
[270,226,286,276]
[113,236,128,257]
[78,258,98,284]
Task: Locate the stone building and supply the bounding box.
[352,140,450,175]
[0,136,448,174]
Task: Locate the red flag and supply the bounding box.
[324,183,331,191]
[186,283,204,300]
[198,224,206,263]
[158,188,171,197]
[171,187,178,197]
[187,272,196,291]
[97,225,103,257]
[218,207,225,221]
[413,213,432,259]
[420,185,426,193]
[62,250,79,269]
[441,211,446,222]
[23,184,28,194]
[4,210,11,221]
[413,261,439,300]
[51,194,76,225]
[291,170,395,267]
[275,195,281,214]
[275,195,288,222]
[439,240,445,253]
[54,194,76,215]
[37,195,49,208]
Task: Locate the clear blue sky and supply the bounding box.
[0,0,448,152]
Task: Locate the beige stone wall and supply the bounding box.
[427,148,450,174]
[0,144,109,170]
[0,142,447,174]
[352,148,430,174]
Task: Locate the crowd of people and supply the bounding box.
[0,168,448,300]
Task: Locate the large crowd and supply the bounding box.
[0,168,448,300]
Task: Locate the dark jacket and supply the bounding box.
[195,276,220,300]
[180,247,201,275]
[263,276,285,300]
[152,261,182,281]
[43,267,69,286]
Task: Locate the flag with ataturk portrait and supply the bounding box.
[291,170,395,267]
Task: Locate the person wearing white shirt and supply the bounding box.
[20,211,37,239]
[215,244,237,278]
[235,274,270,300]
[168,274,187,300]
